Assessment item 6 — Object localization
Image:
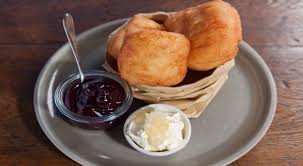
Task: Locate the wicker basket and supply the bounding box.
[103,12,235,118]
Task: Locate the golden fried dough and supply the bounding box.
[118,29,190,86]
[164,0,242,71]
[107,15,162,59]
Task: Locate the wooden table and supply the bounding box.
[0,0,302,165]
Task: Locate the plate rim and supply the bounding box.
[215,41,277,165]
[33,18,277,166]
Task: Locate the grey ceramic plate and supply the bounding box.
[34,19,277,166]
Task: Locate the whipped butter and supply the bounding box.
[127,105,185,151]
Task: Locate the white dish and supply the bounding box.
[123,104,191,157]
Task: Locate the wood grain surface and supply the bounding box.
[0,0,302,165]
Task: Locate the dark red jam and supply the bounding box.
[64,77,125,117]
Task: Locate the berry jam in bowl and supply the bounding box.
[54,70,133,130]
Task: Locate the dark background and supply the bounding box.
[0,0,302,165]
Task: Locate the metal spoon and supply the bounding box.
[63,13,85,83]
[63,13,102,117]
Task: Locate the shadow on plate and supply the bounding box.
[105,99,145,150]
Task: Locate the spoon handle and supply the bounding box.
[63,13,85,83]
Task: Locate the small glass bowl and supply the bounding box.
[54,70,133,130]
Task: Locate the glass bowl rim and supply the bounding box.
[54,70,133,124]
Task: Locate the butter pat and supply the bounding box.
[127,105,185,151]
